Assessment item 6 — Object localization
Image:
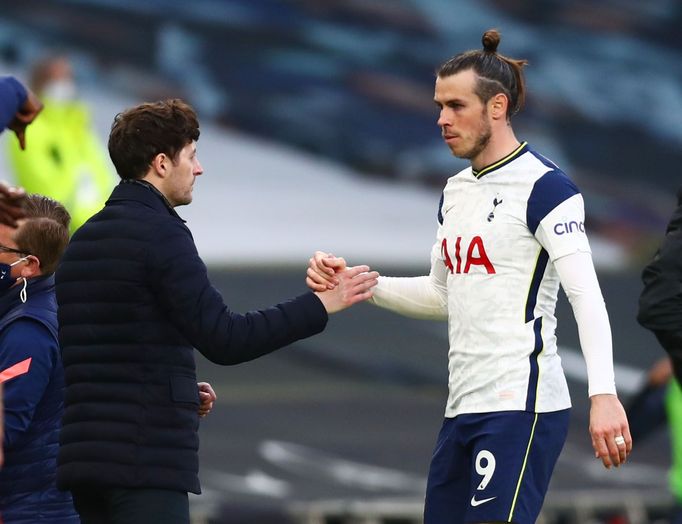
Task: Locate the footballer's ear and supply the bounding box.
[489,93,509,120]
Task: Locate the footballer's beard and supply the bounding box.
[455,120,492,161]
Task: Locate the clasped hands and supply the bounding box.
[307,251,378,313]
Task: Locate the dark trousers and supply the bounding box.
[71,487,189,524]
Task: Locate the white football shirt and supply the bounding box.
[373,142,614,417]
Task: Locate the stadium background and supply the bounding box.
[0,1,681,522]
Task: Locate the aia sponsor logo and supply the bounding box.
[441,236,495,274]
[553,221,584,235]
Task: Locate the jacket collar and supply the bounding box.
[0,274,55,317]
[108,180,186,223]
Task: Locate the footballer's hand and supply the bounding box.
[198,382,217,418]
[589,393,632,469]
[0,182,27,227]
[314,265,377,313]
[306,251,348,291]
[8,89,43,150]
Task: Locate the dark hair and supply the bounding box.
[13,194,71,275]
[108,99,200,180]
[437,29,528,118]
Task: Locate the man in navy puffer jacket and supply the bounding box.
[0,194,78,523]
[55,99,378,524]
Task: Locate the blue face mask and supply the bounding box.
[0,257,28,293]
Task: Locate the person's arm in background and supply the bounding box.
[0,320,56,450]
[0,76,28,131]
[0,76,44,228]
[0,76,42,149]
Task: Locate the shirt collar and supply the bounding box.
[472,142,528,179]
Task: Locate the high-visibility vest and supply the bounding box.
[6,98,115,232]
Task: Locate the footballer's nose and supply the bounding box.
[437,109,451,128]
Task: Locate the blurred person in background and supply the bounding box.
[0,74,43,473]
[637,187,682,521]
[0,194,78,523]
[55,98,378,524]
[639,187,682,383]
[6,55,115,233]
[626,357,682,522]
[307,29,631,524]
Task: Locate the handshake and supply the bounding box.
[305,251,379,314]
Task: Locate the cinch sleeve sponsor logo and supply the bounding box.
[553,221,585,235]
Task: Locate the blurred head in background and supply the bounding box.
[30,55,77,102]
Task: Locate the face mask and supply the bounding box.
[0,257,29,294]
[43,79,77,102]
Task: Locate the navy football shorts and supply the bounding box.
[424,409,570,524]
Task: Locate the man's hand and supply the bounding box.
[0,182,27,227]
[589,393,632,468]
[198,382,217,418]
[8,89,43,150]
[314,265,378,313]
[306,251,348,291]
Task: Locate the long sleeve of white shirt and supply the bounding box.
[369,241,448,321]
[554,251,617,397]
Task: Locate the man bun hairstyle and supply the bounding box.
[108,98,200,180]
[437,29,528,118]
[482,29,501,54]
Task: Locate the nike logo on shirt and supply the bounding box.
[470,495,496,507]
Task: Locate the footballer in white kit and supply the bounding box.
[370,142,617,523]
[306,28,631,524]
[437,140,601,416]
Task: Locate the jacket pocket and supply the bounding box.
[169,375,199,404]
